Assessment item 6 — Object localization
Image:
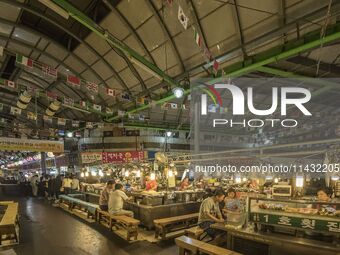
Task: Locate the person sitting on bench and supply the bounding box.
[108,183,134,218]
[99,180,114,211]
[198,189,225,240]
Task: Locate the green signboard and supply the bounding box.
[250,212,340,234]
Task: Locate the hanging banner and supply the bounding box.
[0,137,64,153]
[81,152,102,164]
[102,151,147,164]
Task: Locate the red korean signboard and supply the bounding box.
[102,151,146,164]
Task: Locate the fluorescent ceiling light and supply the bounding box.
[39,0,69,19]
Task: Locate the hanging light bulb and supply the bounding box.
[125,170,130,177]
[150,172,156,180]
[296,176,304,188]
[172,87,184,98]
[168,170,173,177]
[136,170,141,178]
[80,172,84,178]
[274,178,279,183]
[85,172,89,177]
[166,131,172,137]
[174,170,178,176]
[235,176,241,183]
[99,170,104,177]
[91,170,97,176]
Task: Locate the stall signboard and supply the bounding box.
[81,152,102,164]
[250,212,340,233]
[102,151,146,164]
[0,137,64,153]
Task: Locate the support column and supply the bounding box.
[40,152,46,175]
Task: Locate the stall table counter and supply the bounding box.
[211,223,340,255]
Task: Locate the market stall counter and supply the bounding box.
[124,190,205,230]
[212,223,339,255]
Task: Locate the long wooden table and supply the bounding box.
[211,223,340,255]
[0,202,19,245]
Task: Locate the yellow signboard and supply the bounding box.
[0,137,64,153]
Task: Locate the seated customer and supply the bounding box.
[108,183,134,218]
[99,180,114,211]
[222,188,241,215]
[198,189,225,239]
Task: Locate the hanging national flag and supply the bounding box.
[213,60,219,75]
[169,103,178,109]
[121,92,131,101]
[16,54,33,68]
[86,81,98,93]
[5,80,16,89]
[63,97,74,106]
[106,107,113,114]
[27,86,38,96]
[72,120,79,127]
[10,106,21,115]
[57,118,66,126]
[79,101,88,109]
[67,74,81,88]
[203,47,212,61]
[86,122,94,129]
[27,112,37,120]
[178,5,189,30]
[42,65,58,78]
[46,91,58,101]
[92,104,101,112]
[194,29,202,47]
[43,115,53,124]
[106,88,116,97]
[136,97,145,105]
[118,110,125,117]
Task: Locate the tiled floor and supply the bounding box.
[0,197,177,255]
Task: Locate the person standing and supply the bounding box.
[30,174,39,197]
[71,174,80,193]
[99,180,114,211]
[54,175,63,201]
[108,183,134,217]
[62,174,72,195]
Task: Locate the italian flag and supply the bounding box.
[16,54,33,68]
[194,30,202,47]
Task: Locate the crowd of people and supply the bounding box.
[29,173,80,201]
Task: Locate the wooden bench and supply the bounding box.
[0,203,19,245]
[185,226,204,240]
[58,195,98,221]
[154,213,199,240]
[97,209,140,241]
[175,235,242,255]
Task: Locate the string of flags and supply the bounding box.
[173,2,220,76]
[15,53,119,98]
[0,102,106,129]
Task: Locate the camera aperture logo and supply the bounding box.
[200,83,312,128]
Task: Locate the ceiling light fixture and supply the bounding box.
[172,87,184,98]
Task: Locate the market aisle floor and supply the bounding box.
[0,197,177,255]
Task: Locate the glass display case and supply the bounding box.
[248,197,340,235]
